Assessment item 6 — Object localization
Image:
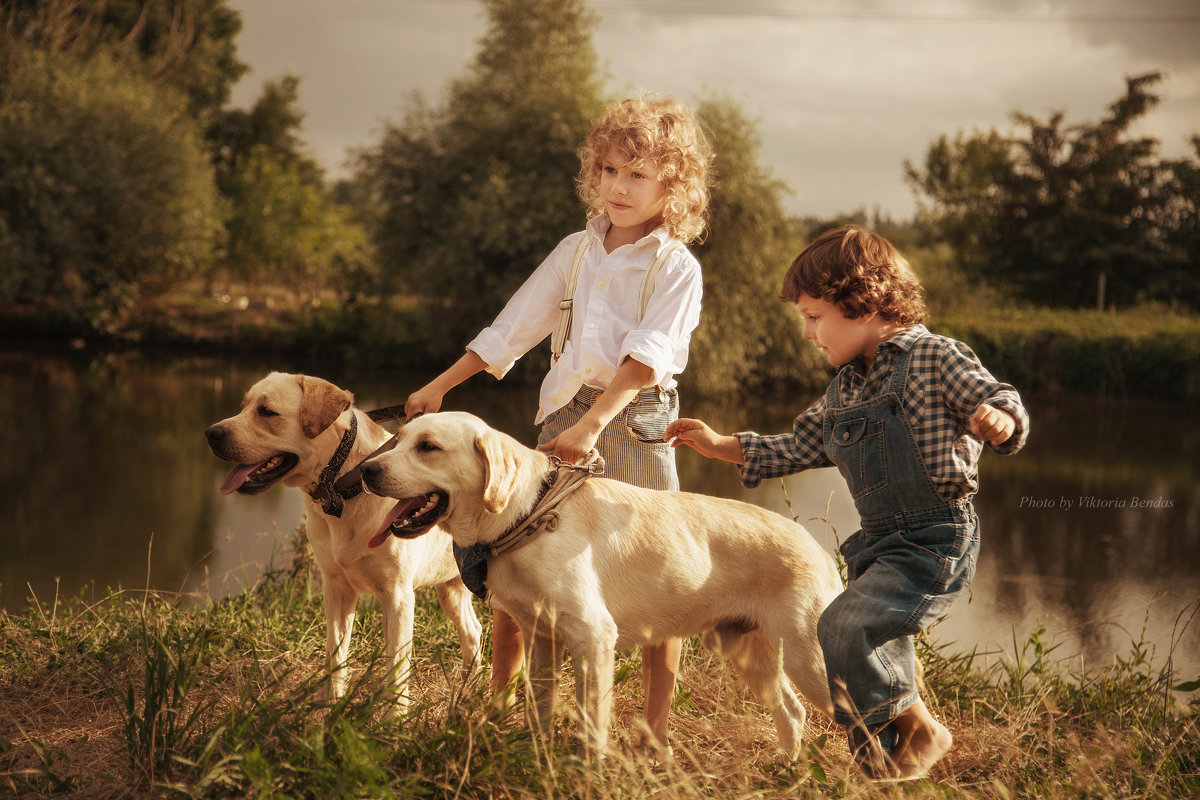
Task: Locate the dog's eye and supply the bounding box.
[257,405,278,418]
[416,439,440,453]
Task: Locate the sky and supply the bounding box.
[227,0,1200,220]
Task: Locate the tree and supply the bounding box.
[358,0,605,366]
[906,72,1199,309]
[210,76,368,294]
[208,75,322,190]
[687,98,827,396]
[219,145,372,298]
[4,0,247,126]
[0,44,222,330]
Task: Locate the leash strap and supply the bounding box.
[312,406,414,517]
[309,412,358,517]
[491,451,605,557]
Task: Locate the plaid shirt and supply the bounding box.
[737,324,1029,500]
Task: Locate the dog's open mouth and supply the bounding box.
[218,453,300,495]
[367,492,448,547]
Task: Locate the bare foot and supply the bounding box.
[888,699,953,780]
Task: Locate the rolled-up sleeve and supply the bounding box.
[619,250,703,384]
[467,235,576,379]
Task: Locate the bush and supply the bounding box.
[935,306,1200,401]
[0,44,222,331]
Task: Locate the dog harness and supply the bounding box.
[455,451,606,599]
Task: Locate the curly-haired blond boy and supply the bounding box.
[668,226,1029,780]
[406,95,713,755]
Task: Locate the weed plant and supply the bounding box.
[1,525,1196,799]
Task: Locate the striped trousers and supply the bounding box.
[538,384,680,491]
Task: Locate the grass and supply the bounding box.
[1,526,1197,799]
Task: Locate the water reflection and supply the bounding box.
[3,346,1197,678]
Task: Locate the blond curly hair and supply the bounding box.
[577,95,713,245]
[781,226,927,325]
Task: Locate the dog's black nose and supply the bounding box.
[205,424,226,445]
[361,461,382,479]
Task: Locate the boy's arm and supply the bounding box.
[668,396,833,487]
[940,340,1029,454]
[405,350,487,417]
[666,418,745,464]
[537,356,654,463]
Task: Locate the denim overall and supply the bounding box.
[815,340,979,760]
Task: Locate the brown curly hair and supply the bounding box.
[780,226,927,324]
[577,95,713,245]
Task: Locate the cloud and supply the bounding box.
[228,0,1200,219]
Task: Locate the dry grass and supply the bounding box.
[2,530,1197,799]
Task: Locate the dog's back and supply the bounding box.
[492,476,842,715]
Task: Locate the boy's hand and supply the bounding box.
[970,404,1015,446]
[537,420,600,465]
[664,418,746,464]
[405,385,444,418]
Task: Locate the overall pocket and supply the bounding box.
[831,416,887,499]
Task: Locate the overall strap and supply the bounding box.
[550,235,684,366]
[550,235,592,365]
[638,240,684,319]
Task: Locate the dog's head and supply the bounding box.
[360,412,534,548]
[205,372,353,495]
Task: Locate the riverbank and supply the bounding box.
[2,527,1196,799]
[5,292,1200,401]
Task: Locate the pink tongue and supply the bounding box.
[367,497,424,548]
[218,463,260,495]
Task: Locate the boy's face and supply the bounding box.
[599,148,668,237]
[795,294,883,367]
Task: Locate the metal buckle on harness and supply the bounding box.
[548,453,605,475]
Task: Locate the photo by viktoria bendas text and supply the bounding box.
[1018,495,1175,510]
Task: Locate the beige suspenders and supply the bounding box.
[549,236,685,365]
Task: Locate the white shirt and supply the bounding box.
[467,215,703,424]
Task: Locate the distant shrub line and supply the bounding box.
[935,307,1200,402]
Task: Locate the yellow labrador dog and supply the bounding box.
[205,373,483,714]
[359,411,842,758]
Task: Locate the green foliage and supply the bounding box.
[907,72,1200,310]
[359,0,605,367]
[685,98,830,396]
[102,610,225,787]
[0,43,222,331]
[4,0,248,124]
[935,306,1200,401]
[210,76,373,295]
[218,145,373,295]
[208,74,323,190]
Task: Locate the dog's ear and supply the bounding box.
[476,429,521,515]
[297,375,354,439]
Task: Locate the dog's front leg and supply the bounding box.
[434,579,484,681]
[379,584,416,717]
[525,629,561,739]
[573,634,616,757]
[322,580,357,702]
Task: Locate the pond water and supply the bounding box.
[3,344,1198,680]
